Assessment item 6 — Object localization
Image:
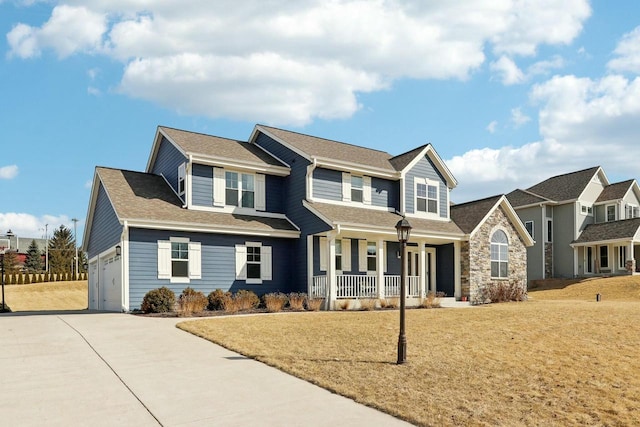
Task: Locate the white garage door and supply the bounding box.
[101,255,122,311]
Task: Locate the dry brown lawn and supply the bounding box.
[529,275,640,301]
[179,277,640,426]
[4,280,88,311]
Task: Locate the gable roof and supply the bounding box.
[525,166,603,203]
[506,189,551,209]
[596,179,636,203]
[572,218,640,245]
[388,144,429,171]
[146,126,289,175]
[89,167,299,240]
[303,201,464,240]
[450,195,534,246]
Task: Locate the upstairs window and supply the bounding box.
[416,180,438,214]
[225,171,255,209]
[581,204,593,216]
[178,163,186,196]
[490,230,508,278]
[627,204,639,219]
[351,175,363,203]
[525,221,534,237]
[607,205,616,222]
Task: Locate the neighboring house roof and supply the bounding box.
[303,201,465,239]
[146,126,289,174]
[506,189,550,208]
[596,179,636,203]
[93,167,299,238]
[450,195,535,246]
[255,125,397,172]
[572,218,640,245]
[525,166,602,203]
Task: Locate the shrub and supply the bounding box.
[287,292,305,311]
[359,298,377,311]
[24,274,31,284]
[222,297,240,314]
[305,296,323,311]
[419,292,441,309]
[207,289,231,311]
[264,293,288,312]
[141,287,176,313]
[480,281,527,304]
[384,297,399,309]
[234,290,260,311]
[178,287,208,316]
[338,300,351,310]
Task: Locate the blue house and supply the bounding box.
[83,125,533,311]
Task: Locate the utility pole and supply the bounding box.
[45,223,48,273]
[72,218,79,277]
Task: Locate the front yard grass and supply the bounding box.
[179,283,640,426]
[3,280,88,311]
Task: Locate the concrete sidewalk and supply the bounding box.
[0,312,410,426]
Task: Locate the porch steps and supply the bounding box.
[439,298,472,308]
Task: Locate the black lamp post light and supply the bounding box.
[395,217,412,364]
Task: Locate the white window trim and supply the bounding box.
[580,203,593,216]
[490,230,509,279]
[626,204,638,219]
[606,204,617,222]
[618,245,627,270]
[600,245,609,269]
[157,237,201,283]
[235,242,272,284]
[178,163,186,197]
[213,167,265,211]
[413,178,440,219]
[340,172,371,206]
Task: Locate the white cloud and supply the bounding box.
[491,55,565,85]
[607,26,640,74]
[87,86,101,96]
[0,165,18,179]
[486,120,498,134]
[510,107,531,127]
[0,213,75,240]
[6,0,592,125]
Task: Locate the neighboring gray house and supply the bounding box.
[83,125,532,311]
[507,167,640,282]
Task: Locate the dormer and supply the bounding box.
[146,126,290,216]
[594,179,640,223]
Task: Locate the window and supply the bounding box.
[618,246,627,269]
[178,163,186,196]
[607,205,616,222]
[235,243,272,284]
[546,220,552,243]
[600,246,609,269]
[171,241,189,277]
[351,175,363,203]
[416,180,438,214]
[225,171,254,209]
[627,205,639,219]
[491,230,508,278]
[157,238,201,282]
[335,239,342,271]
[525,221,534,238]
[581,204,593,216]
[367,241,376,272]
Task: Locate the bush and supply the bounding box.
[178,287,208,316]
[383,297,399,309]
[207,289,231,311]
[480,281,527,304]
[287,293,305,311]
[234,290,260,311]
[263,293,288,312]
[419,291,441,309]
[359,298,377,311]
[305,296,323,311]
[141,287,176,313]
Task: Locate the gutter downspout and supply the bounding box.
[306,157,317,200]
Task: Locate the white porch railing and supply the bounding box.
[312,274,421,299]
[336,275,378,299]
[384,275,420,297]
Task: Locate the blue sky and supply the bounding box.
[1,1,640,243]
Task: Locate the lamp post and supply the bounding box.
[1,246,6,313]
[395,217,412,364]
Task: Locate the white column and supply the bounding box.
[454,240,461,299]
[327,234,337,309]
[307,235,314,296]
[573,247,578,278]
[377,238,385,300]
[419,244,426,299]
[629,241,635,273]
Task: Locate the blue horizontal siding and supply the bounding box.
[266,175,285,213]
[192,163,213,207]
[86,182,123,259]
[371,177,399,210]
[149,137,187,199]
[128,227,296,309]
[313,168,342,201]
[405,155,448,218]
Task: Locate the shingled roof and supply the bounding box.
[450,195,503,234]
[596,180,635,203]
[572,218,640,244]
[506,189,550,208]
[159,126,287,168]
[388,144,430,171]
[525,166,600,202]
[96,167,298,236]
[305,201,464,237]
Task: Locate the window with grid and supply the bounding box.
[490,230,508,278]
[351,175,363,203]
[607,205,616,222]
[225,171,255,208]
[171,241,189,278]
[367,242,376,271]
[246,246,261,279]
[335,239,342,271]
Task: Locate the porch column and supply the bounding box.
[419,243,426,299]
[377,238,385,300]
[327,233,337,309]
[629,241,636,273]
[307,235,313,296]
[573,247,578,278]
[454,240,461,299]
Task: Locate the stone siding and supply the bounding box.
[468,206,528,304]
[545,242,553,278]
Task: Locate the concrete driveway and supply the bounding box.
[0,312,410,426]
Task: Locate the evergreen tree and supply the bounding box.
[2,249,20,275]
[25,239,44,273]
[48,225,75,274]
